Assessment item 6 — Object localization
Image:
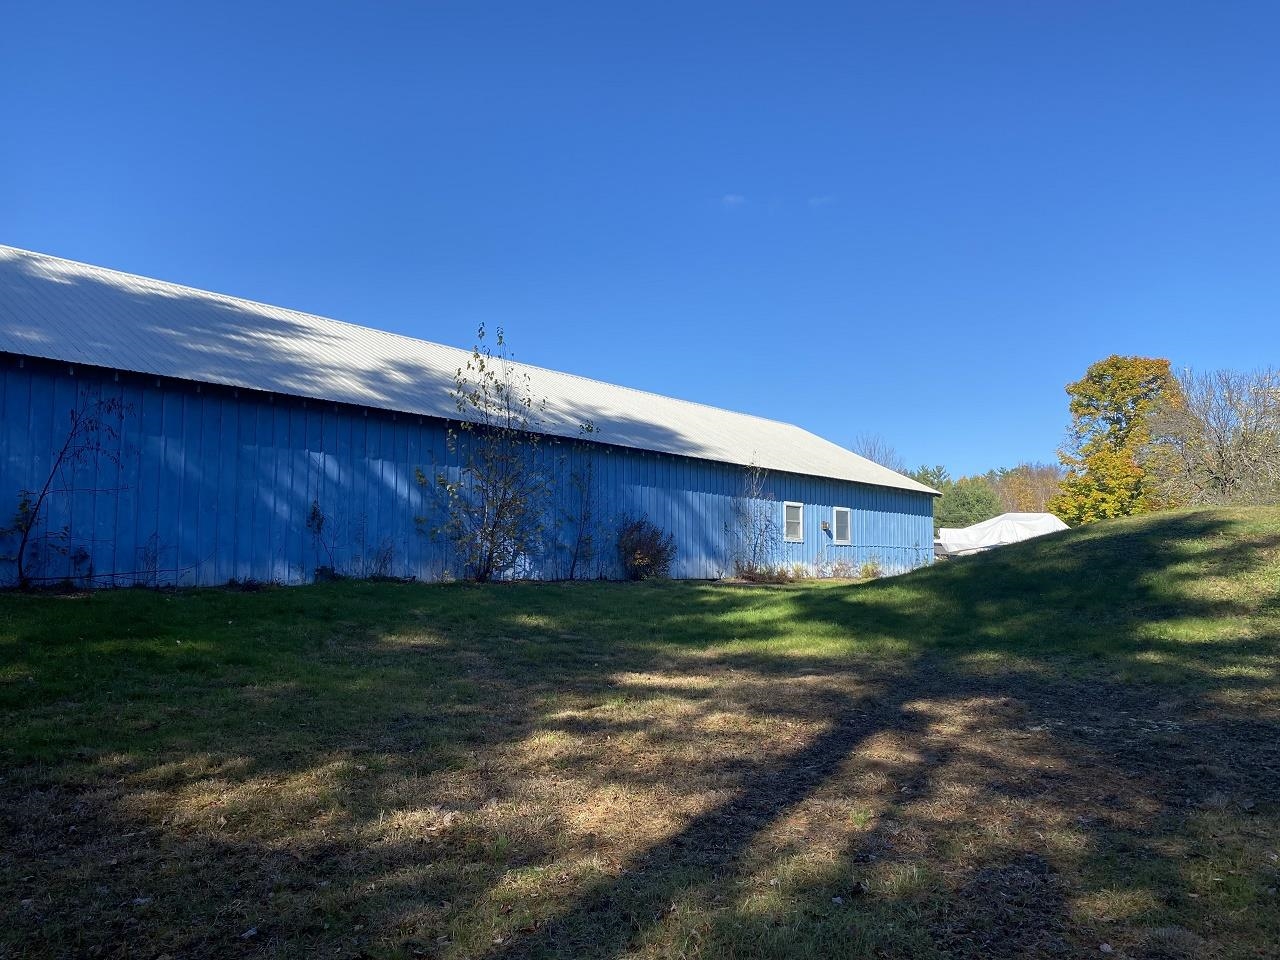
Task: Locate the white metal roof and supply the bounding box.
[0,245,937,495]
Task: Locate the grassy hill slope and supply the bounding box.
[795,505,1280,690]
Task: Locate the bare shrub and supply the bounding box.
[561,451,604,580]
[859,560,884,580]
[364,539,396,580]
[305,501,396,581]
[616,516,676,580]
[729,463,780,578]
[827,559,860,579]
[306,499,337,572]
[736,564,794,584]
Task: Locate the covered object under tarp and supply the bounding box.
[937,512,1069,557]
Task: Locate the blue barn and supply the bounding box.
[0,246,937,587]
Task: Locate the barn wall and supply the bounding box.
[0,359,934,586]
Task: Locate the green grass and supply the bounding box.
[1,507,1277,959]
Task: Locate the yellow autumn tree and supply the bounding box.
[1048,355,1181,525]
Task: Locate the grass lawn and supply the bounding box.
[1,507,1278,959]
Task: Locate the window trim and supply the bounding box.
[783,501,804,543]
[832,506,852,545]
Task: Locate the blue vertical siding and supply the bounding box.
[0,358,935,586]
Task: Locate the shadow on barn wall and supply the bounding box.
[0,356,932,587]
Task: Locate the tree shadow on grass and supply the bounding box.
[469,656,1279,960]
[12,653,1272,958]
[771,509,1280,695]
[1,509,1277,957]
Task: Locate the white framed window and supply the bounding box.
[784,502,804,542]
[833,507,852,545]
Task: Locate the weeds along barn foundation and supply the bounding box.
[0,246,937,586]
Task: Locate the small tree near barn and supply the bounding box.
[1,390,128,588]
[729,462,780,577]
[419,324,552,582]
[561,452,603,580]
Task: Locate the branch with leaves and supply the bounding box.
[1048,355,1180,525]
[418,324,553,582]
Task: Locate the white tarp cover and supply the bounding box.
[937,512,1069,556]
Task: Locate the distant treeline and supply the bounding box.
[854,356,1280,532]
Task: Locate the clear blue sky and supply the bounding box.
[4,2,1278,476]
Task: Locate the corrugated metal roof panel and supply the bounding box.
[0,245,938,495]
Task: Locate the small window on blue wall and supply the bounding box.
[833,507,852,545]
[784,502,804,542]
